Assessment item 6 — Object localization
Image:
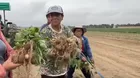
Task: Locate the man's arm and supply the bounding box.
[84,37,93,60]
[0,27,14,56]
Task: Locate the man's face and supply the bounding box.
[74,28,83,37]
[47,12,63,26]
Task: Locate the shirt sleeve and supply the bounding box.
[65,26,74,37]
[85,37,93,60]
[0,64,6,78]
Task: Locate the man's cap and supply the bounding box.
[46,5,63,16]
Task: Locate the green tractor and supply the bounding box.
[0,2,20,47]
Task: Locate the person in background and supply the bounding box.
[40,14,52,32]
[67,26,94,78]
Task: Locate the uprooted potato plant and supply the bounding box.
[49,36,79,68]
[12,27,49,78]
[12,27,80,77]
[12,27,48,65]
[50,36,78,60]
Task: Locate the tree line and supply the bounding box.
[69,23,140,28]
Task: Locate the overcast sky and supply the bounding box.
[0,0,140,27]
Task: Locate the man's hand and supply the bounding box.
[2,54,29,71]
[2,55,21,71]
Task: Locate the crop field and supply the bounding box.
[84,31,140,78]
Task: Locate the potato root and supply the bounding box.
[49,36,79,66]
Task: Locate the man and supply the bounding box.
[67,26,94,78]
[40,5,80,78]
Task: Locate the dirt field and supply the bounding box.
[118,26,140,28]
[13,31,140,78]
[85,31,140,78]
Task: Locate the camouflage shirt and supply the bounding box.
[40,24,74,76]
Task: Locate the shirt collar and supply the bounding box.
[48,24,63,33]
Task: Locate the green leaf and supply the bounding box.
[15,33,22,40]
[38,40,47,48]
[35,33,40,37]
